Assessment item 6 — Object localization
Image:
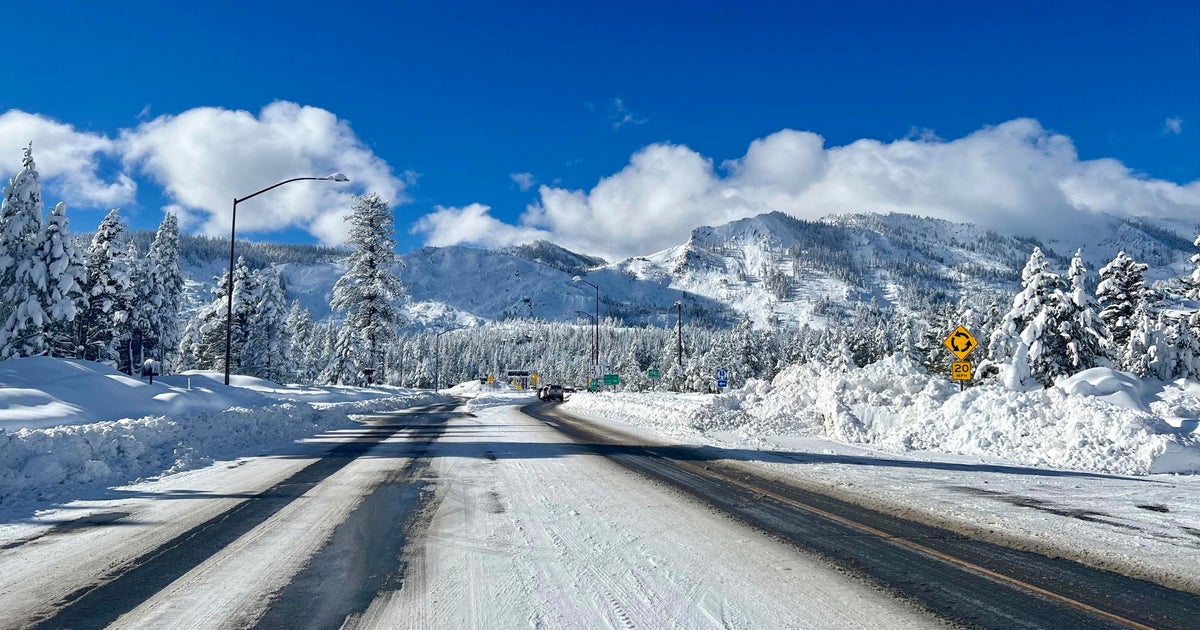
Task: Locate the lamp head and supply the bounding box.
[572,275,583,282]
[323,172,350,182]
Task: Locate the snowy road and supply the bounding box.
[1,398,1196,629]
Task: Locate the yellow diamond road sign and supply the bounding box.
[943,326,978,361]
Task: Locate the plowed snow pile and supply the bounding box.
[0,357,454,509]
[567,355,1200,475]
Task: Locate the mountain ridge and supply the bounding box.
[117,210,1195,332]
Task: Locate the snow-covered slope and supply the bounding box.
[498,239,607,275]
[165,210,1197,331]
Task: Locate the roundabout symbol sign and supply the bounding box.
[942,326,978,361]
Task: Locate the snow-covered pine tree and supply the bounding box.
[178,271,231,370]
[1124,312,1172,380]
[146,213,184,369]
[322,322,354,384]
[79,209,134,366]
[920,306,955,374]
[1062,249,1109,371]
[242,267,288,382]
[121,240,153,374]
[1096,251,1149,359]
[282,300,314,384]
[1163,315,1200,381]
[39,202,87,357]
[1183,231,1200,301]
[225,256,259,372]
[0,143,47,358]
[990,247,1072,388]
[330,193,406,382]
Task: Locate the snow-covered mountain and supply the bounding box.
[163,211,1198,331]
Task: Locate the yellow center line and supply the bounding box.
[672,459,1155,630]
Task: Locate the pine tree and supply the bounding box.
[1163,316,1200,381]
[178,285,228,371]
[282,301,314,384]
[330,193,406,382]
[222,256,258,372]
[39,202,87,357]
[1061,249,1109,370]
[1124,311,1172,379]
[242,267,288,381]
[0,143,47,358]
[1097,251,1149,357]
[79,209,134,365]
[990,247,1072,388]
[920,307,956,374]
[146,213,184,369]
[1183,231,1200,301]
[121,241,152,374]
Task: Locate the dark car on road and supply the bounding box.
[546,384,564,401]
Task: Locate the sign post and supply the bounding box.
[942,326,979,391]
[715,367,729,390]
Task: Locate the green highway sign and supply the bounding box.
[603,373,620,385]
[647,368,660,380]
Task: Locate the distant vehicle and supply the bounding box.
[546,384,564,401]
[537,386,548,400]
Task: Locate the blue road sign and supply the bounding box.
[716,379,728,388]
[716,368,729,381]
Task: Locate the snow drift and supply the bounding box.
[0,357,454,510]
[565,355,1200,475]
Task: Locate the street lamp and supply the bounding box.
[434,327,460,393]
[224,173,349,385]
[572,275,599,368]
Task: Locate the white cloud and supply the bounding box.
[607,97,647,130]
[411,203,550,248]
[417,118,1200,260]
[120,101,405,245]
[1164,117,1183,135]
[510,172,536,191]
[0,110,136,208]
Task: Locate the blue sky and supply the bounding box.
[2,0,1197,258]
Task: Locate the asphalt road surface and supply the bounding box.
[6,399,1197,629]
[525,401,1200,630]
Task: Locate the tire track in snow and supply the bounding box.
[532,402,1200,630]
[28,404,459,630]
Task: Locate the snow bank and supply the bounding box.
[0,359,278,430]
[562,391,714,440]
[0,358,454,511]
[464,389,537,412]
[441,379,541,411]
[566,356,1200,475]
[0,403,349,508]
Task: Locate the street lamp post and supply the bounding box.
[572,276,599,368]
[224,173,349,385]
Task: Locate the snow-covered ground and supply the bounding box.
[0,357,454,518]
[357,403,945,628]
[0,376,946,629]
[2,353,1198,625]
[561,356,1200,592]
